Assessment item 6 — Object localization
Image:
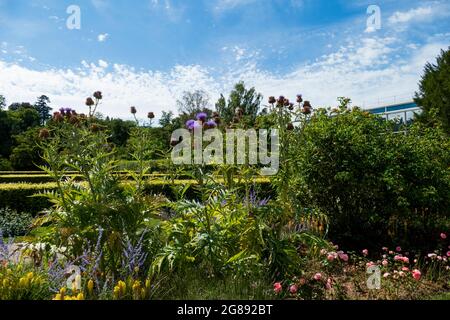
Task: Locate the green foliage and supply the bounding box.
[291,101,450,249]
[0,183,55,215]
[9,128,44,171]
[215,82,263,126]
[0,207,33,237]
[34,95,52,126]
[415,47,450,134]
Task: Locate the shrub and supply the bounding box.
[0,207,33,237]
[291,102,450,250]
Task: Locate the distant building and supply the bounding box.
[366,101,421,124]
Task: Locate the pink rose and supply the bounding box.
[440,233,447,240]
[289,285,298,295]
[412,269,421,281]
[382,247,388,252]
[394,255,403,261]
[313,273,322,281]
[273,282,282,294]
[447,251,450,257]
[320,249,328,255]
[382,260,388,267]
[327,254,335,262]
[402,257,409,264]
[362,249,369,256]
[396,246,402,252]
[338,252,349,262]
[402,267,409,272]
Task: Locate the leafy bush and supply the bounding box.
[0,207,33,237]
[291,101,450,250]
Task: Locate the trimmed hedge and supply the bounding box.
[0,173,193,184]
[0,178,273,216]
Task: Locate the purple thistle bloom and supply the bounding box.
[205,120,217,129]
[59,108,65,115]
[186,119,195,130]
[196,112,207,122]
[65,108,72,114]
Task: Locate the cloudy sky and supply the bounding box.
[0,0,449,120]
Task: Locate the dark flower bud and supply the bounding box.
[288,103,294,111]
[93,91,103,100]
[212,112,220,118]
[69,115,79,125]
[39,128,50,139]
[53,112,64,122]
[284,99,290,107]
[86,98,95,106]
[130,106,137,114]
[268,96,276,104]
[147,112,155,119]
[303,101,312,108]
[213,116,221,125]
[287,123,294,131]
[90,123,100,133]
[296,95,303,103]
[277,96,285,106]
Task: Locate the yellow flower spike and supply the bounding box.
[59,287,66,299]
[87,279,94,295]
[113,286,121,299]
[77,293,84,300]
[53,294,63,301]
[145,279,151,289]
[26,272,34,280]
[118,281,126,295]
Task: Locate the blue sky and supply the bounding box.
[0,0,449,119]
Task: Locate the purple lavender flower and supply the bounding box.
[121,232,148,277]
[196,112,207,122]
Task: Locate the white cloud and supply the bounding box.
[213,0,257,14]
[97,33,109,42]
[0,38,446,119]
[388,3,450,26]
[98,59,108,68]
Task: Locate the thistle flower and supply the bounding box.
[39,128,50,139]
[130,106,137,114]
[288,103,294,111]
[296,94,303,103]
[283,99,290,107]
[268,96,276,104]
[186,119,195,130]
[204,120,217,129]
[93,91,103,100]
[196,112,207,123]
[86,98,95,107]
[277,96,285,106]
[147,112,155,119]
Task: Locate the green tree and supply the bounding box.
[0,95,5,110]
[414,47,450,133]
[34,95,52,125]
[9,128,43,170]
[215,82,262,126]
[177,90,210,116]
